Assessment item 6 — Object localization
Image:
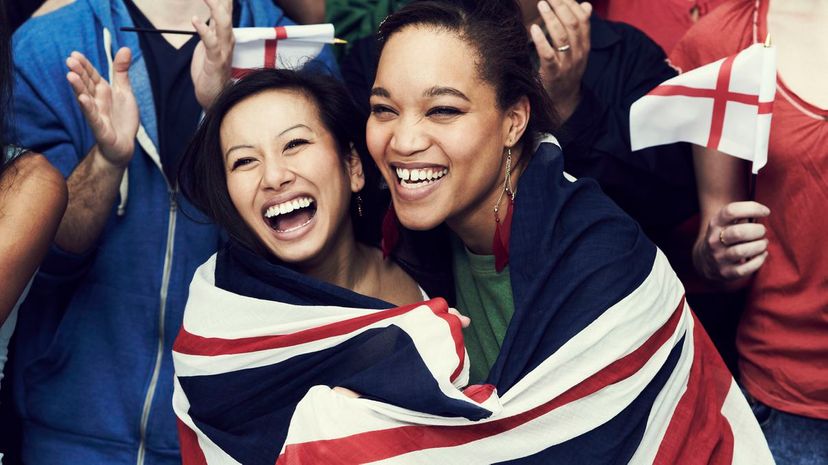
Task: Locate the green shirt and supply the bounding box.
[452,237,515,384]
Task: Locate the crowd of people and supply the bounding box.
[0,0,824,464]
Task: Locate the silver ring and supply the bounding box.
[556,44,571,52]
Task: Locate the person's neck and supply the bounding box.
[130,0,211,47]
[298,225,373,295]
[447,147,526,256]
[767,0,828,107]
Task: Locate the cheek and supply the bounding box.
[365,121,390,163]
[225,173,256,218]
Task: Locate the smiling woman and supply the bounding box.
[178,69,423,304]
[363,0,775,463]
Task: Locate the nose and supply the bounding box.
[389,116,429,157]
[261,155,296,191]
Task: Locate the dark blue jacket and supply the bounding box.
[6,1,338,464]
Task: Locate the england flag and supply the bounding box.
[630,42,776,173]
[230,24,334,78]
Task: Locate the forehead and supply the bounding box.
[220,90,319,140]
[375,25,490,96]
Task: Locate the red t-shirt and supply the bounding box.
[594,0,730,54]
[671,0,828,419]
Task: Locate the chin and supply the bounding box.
[395,207,444,232]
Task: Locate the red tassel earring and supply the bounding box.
[381,204,400,259]
[492,148,515,272]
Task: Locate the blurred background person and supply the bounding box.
[671,1,828,463]
[0,1,337,464]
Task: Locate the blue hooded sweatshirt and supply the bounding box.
[7,1,338,464]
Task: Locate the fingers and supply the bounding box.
[447,308,471,328]
[717,222,767,247]
[716,201,771,225]
[66,52,95,95]
[720,251,768,280]
[529,23,558,68]
[723,239,768,262]
[544,0,591,50]
[537,1,569,51]
[332,387,361,398]
[111,47,133,91]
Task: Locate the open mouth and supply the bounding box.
[395,167,448,189]
[263,196,317,233]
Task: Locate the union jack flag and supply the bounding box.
[172,140,773,465]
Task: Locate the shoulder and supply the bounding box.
[669,0,756,71]
[12,0,97,75]
[1,152,68,213]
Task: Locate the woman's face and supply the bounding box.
[367,26,518,233]
[221,89,363,266]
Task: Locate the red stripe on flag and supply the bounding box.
[463,383,496,403]
[263,27,288,69]
[174,298,456,356]
[275,297,688,465]
[648,85,762,107]
[707,55,737,149]
[758,101,774,114]
[231,67,253,79]
[653,312,735,465]
[177,420,209,465]
[431,308,467,383]
[264,39,277,68]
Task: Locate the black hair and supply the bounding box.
[377,0,559,152]
[178,68,385,257]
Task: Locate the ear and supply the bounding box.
[502,96,530,149]
[346,144,366,193]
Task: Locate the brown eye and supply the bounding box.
[370,104,397,118]
[284,138,309,152]
[426,106,463,117]
[231,158,254,170]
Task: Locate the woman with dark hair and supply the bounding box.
[172,68,480,464]
[0,0,67,390]
[176,68,423,305]
[361,0,773,462]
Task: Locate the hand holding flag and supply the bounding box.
[629,40,777,283]
[630,41,776,174]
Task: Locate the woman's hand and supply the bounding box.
[66,48,138,167]
[191,0,234,110]
[694,201,771,282]
[448,307,471,328]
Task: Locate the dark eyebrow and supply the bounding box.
[424,86,469,101]
[225,144,254,159]
[370,87,390,98]
[279,124,311,136]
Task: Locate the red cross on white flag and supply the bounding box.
[630,43,776,174]
[230,24,335,78]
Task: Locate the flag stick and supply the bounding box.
[748,173,758,202]
[119,27,348,44]
[121,27,197,35]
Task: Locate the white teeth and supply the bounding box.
[264,196,314,218]
[395,167,447,184]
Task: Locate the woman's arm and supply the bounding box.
[0,153,68,323]
[691,145,769,287]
